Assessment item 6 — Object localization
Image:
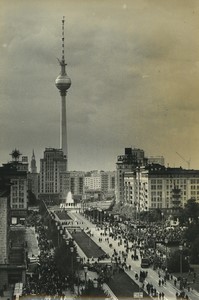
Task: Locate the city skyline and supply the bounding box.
[1,0,199,171]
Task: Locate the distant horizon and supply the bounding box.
[0,146,194,173]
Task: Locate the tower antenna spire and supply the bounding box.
[62,16,66,64]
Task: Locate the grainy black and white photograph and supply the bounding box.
[1,0,199,299]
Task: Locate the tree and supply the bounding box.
[184,223,199,243]
[167,250,189,273]
[189,237,199,264]
[184,198,199,224]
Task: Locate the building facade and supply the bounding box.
[0,173,27,289]
[39,148,70,203]
[84,170,115,195]
[116,147,148,203]
[28,150,39,199]
[0,151,29,225]
[69,171,85,196]
[124,164,199,211]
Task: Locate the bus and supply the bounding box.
[141,257,150,268]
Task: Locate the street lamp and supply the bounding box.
[107,265,111,278]
[57,225,60,246]
[84,266,88,289]
[153,233,156,249]
[60,229,63,244]
[161,212,164,229]
[179,244,183,290]
[165,238,168,269]
[76,256,80,295]
[70,247,74,291]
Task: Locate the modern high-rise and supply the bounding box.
[55,17,71,170]
[39,148,70,203]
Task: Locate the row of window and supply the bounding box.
[12,204,25,209]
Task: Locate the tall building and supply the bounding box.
[0,176,26,289]
[116,147,148,203]
[30,150,37,173]
[39,148,70,203]
[55,17,71,170]
[69,171,85,197]
[0,150,29,225]
[101,171,115,194]
[28,150,39,199]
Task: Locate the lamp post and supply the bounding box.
[107,264,111,278]
[60,229,63,244]
[165,238,168,269]
[161,212,164,229]
[76,256,80,296]
[84,266,88,289]
[153,233,156,249]
[70,246,74,291]
[179,244,183,290]
[57,225,60,246]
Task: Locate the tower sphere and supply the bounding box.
[55,74,71,91]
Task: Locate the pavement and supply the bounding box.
[69,212,199,300]
[25,226,40,258]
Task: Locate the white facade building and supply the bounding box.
[124,164,199,211]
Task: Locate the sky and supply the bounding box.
[0,0,199,171]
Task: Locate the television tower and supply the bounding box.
[55,17,71,170]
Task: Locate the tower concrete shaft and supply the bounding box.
[55,17,71,170]
[61,93,67,158]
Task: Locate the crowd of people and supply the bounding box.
[82,211,192,299]
[23,214,69,297]
[21,209,193,300]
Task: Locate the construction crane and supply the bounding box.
[176,152,191,169]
